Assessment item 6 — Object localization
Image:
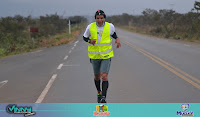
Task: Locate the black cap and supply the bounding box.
[95,10,106,19]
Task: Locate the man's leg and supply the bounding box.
[94,74,102,103]
[90,59,101,102]
[91,59,101,92]
[94,74,101,92]
[101,73,109,98]
[100,58,111,103]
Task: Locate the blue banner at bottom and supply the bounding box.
[0,103,199,117]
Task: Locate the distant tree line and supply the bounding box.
[107,2,200,41]
[0,14,87,56]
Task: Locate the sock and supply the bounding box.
[94,79,101,92]
[102,81,109,98]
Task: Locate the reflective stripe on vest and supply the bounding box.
[88,48,113,55]
[88,22,114,59]
[88,43,112,46]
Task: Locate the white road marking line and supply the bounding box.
[74,44,76,47]
[57,64,63,70]
[35,74,57,103]
[63,65,80,67]
[0,80,8,89]
[69,50,72,53]
[71,47,74,50]
[64,55,68,60]
[75,41,79,44]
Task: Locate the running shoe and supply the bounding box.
[100,96,107,103]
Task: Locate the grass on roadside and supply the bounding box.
[120,26,200,44]
[0,23,87,59]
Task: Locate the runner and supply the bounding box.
[83,10,121,103]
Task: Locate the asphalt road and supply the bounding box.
[0,28,200,103]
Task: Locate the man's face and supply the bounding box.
[96,15,105,26]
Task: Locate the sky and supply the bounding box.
[0,0,198,17]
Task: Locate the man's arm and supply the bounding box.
[83,36,96,45]
[83,36,90,43]
[111,32,118,39]
[112,33,121,48]
[114,37,121,48]
[83,24,91,43]
[110,23,121,48]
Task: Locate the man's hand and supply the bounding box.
[115,38,121,48]
[90,39,96,45]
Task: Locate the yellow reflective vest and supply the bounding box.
[88,22,114,59]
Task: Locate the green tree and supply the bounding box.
[194,1,200,13]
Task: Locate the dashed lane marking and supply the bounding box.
[57,64,63,70]
[64,56,68,60]
[35,74,57,103]
[0,80,8,89]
